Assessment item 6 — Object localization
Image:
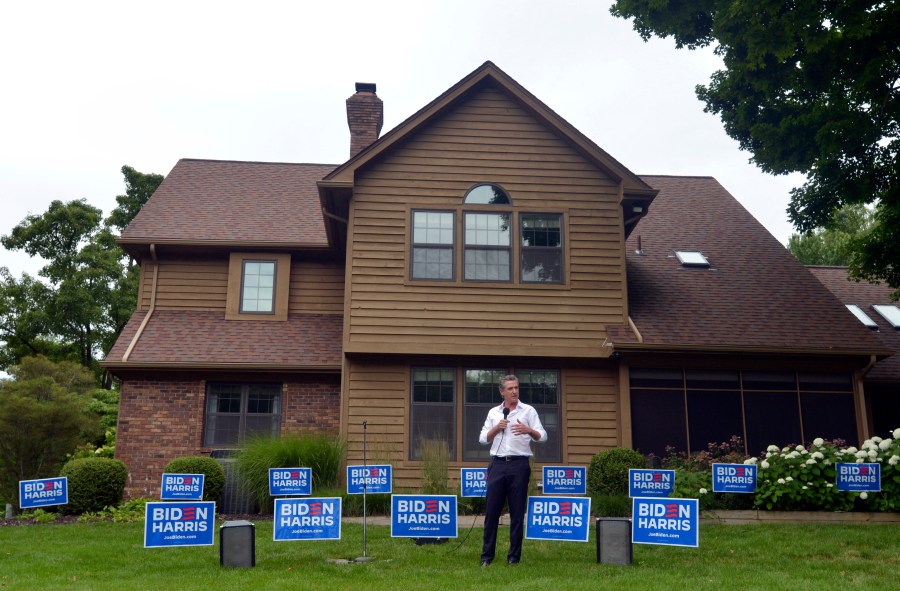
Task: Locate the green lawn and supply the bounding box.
[1,520,897,591]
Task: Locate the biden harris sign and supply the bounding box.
[711,464,757,493]
[632,497,699,548]
[160,473,205,501]
[391,495,458,538]
[525,496,591,542]
[460,468,487,497]
[19,477,68,509]
[542,466,587,495]
[269,468,312,496]
[629,469,675,498]
[836,463,881,492]
[144,501,215,548]
[346,465,392,494]
[273,497,342,541]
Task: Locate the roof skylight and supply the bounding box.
[675,251,710,268]
[846,305,878,329]
[872,305,900,329]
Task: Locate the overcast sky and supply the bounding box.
[0,0,805,279]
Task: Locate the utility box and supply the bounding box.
[220,520,255,567]
[596,518,633,565]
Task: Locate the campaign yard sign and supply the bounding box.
[836,463,881,492]
[460,468,487,497]
[160,473,205,501]
[19,477,68,509]
[269,467,312,496]
[346,465,392,494]
[632,497,699,548]
[525,496,591,542]
[391,495,458,539]
[273,497,342,541]
[629,469,676,498]
[712,464,757,493]
[542,466,587,495]
[144,501,215,548]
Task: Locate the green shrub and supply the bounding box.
[419,439,450,494]
[588,448,648,496]
[164,457,225,505]
[78,497,153,523]
[236,432,345,512]
[591,493,631,517]
[335,489,393,516]
[60,457,128,514]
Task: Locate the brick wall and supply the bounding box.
[116,376,341,499]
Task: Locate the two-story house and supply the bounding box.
[103,62,896,500]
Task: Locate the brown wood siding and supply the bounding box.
[289,260,345,314]
[145,255,345,314]
[345,85,626,357]
[562,366,620,464]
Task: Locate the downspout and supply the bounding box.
[122,244,158,362]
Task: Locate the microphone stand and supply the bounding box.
[356,420,374,562]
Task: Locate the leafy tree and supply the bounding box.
[610,0,899,297]
[788,203,873,266]
[0,356,99,507]
[0,166,162,375]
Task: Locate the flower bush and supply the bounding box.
[753,428,900,512]
[659,436,754,510]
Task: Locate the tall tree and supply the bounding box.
[610,0,899,297]
[788,203,873,266]
[0,356,99,506]
[0,166,162,376]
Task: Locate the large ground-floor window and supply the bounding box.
[630,369,857,458]
[411,366,561,463]
[204,382,282,447]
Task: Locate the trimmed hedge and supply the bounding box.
[164,457,225,505]
[588,447,648,496]
[60,457,128,514]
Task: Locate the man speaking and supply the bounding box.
[479,374,546,566]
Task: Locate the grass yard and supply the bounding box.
[1,519,897,591]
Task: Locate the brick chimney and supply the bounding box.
[346,82,384,158]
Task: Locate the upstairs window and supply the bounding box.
[521,214,563,283]
[226,253,291,321]
[241,260,276,313]
[464,212,511,281]
[464,183,511,205]
[411,211,455,280]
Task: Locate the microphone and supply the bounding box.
[502,407,509,420]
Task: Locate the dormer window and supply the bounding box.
[226,253,291,320]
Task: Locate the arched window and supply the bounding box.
[463,183,511,205]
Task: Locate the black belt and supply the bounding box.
[493,456,529,462]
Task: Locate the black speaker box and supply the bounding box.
[596,518,633,565]
[220,520,255,567]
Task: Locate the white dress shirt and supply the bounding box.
[479,401,547,457]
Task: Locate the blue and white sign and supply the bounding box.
[711,463,757,493]
[160,473,205,501]
[632,497,699,548]
[460,468,487,497]
[629,469,676,498]
[525,496,591,542]
[836,463,881,492]
[144,501,215,548]
[346,465,392,494]
[391,495,457,539]
[269,467,312,496]
[19,477,68,509]
[273,497,342,541]
[542,466,587,495]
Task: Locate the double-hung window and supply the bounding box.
[464,212,511,281]
[241,260,276,312]
[226,253,291,320]
[410,368,456,459]
[411,211,455,280]
[204,383,282,447]
[521,214,563,283]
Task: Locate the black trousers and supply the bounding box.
[481,456,530,562]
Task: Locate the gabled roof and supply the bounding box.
[119,159,337,257]
[103,310,343,372]
[808,266,900,381]
[318,61,658,246]
[620,176,891,357]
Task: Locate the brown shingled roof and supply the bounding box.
[622,176,889,355]
[121,159,337,246]
[103,310,343,370]
[808,266,900,381]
